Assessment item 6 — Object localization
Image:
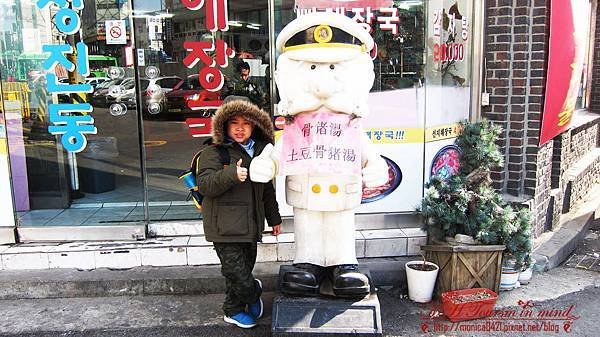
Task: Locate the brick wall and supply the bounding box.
[485,0,600,238]
[565,123,600,210]
[533,141,553,235]
[484,0,551,237]
[483,0,549,199]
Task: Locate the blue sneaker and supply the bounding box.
[247,278,263,319]
[224,312,256,329]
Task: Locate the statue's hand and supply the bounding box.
[362,155,388,188]
[250,143,276,183]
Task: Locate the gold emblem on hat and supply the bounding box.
[314,25,333,44]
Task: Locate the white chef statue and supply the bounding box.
[250,12,388,297]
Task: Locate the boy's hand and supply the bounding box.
[236,159,248,182]
[272,224,281,236]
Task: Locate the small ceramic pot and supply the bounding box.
[500,267,520,290]
[406,261,439,303]
[518,267,532,285]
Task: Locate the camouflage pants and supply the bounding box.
[213,242,262,317]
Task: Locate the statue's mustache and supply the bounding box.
[289,92,354,115]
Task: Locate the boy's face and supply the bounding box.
[227,115,254,144]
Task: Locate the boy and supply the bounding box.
[197,97,281,328]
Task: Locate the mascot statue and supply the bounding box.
[250,12,388,297]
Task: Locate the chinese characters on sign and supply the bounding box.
[282,111,362,176]
[36,0,96,153]
[180,0,232,110]
[432,8,469,62]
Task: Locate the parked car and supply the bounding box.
[90,78,129,107]
[163,74,221,118]
[138,76,183,116]
[90,76,182,111]
[86,77,109,89]
[106,78,135,107]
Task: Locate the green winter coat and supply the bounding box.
[197,100,281,243]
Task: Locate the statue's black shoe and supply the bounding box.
[331,264,370,297]
[282,263,324,296]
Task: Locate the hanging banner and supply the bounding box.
[540,0,590,146]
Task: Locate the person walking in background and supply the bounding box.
[225,62,267,108]
[196,96,281,328]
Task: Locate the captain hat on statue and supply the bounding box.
[250,12,388,297]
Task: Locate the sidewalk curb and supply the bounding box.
[0,257,413,300]
[533,186,600,271]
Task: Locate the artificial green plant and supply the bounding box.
[421,120,533,269]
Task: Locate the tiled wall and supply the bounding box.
[0,228,427,271]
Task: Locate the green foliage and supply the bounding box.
[456,119,504,175]
[421,120,533,269]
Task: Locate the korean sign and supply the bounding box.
[295,0,401,36]
[180,0,232,111]
[36,0,96,153]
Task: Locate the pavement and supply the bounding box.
[0,187,595,336]
[0,263,598,337]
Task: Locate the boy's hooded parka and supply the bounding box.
[197,100,281,242]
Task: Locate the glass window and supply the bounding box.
[576,0,594,110]
[0,0,145,233]
[134,0,272,211]
[139,79,150,91]
[156,77,181,89]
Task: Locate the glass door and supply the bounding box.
[133,0,271,222]
[0,0,145,240]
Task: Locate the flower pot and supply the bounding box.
[406,261,439,303]
[422,244,505,294]
[500,267,520,290]
[442,288,498,322]
[518,267,533,285]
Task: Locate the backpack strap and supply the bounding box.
[192,144,230,176]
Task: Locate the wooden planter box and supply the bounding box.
[422,244,506,295]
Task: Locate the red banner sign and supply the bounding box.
[540,0,589,145]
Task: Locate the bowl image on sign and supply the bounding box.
[361,156,402,203]
[430,145,461,181]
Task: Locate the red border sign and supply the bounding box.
[540,0,589,146]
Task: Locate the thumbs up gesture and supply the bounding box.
[236,158,248,182]
[250,143,276,183]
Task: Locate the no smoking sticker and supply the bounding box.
[106,20,126,45]
[110,26,121,39]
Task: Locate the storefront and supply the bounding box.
[0,0,484,244]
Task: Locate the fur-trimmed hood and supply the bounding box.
[211,100,274,145]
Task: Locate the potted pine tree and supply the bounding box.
[420,120,532,294]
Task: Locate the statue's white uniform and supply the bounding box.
[272,133,383,267]
[249,12,388,270]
